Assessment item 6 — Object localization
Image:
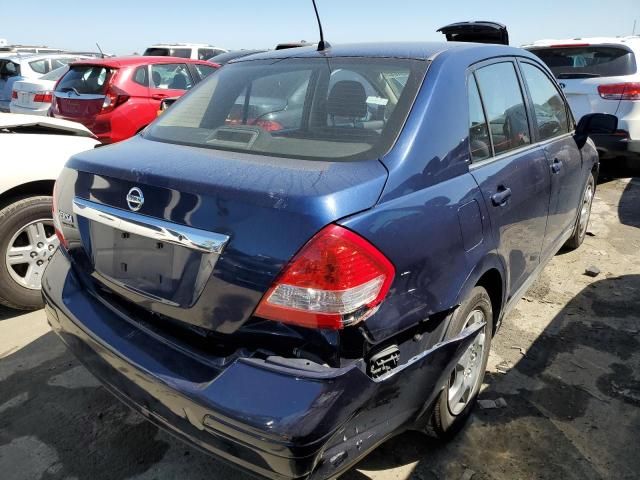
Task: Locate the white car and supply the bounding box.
[0,53,92,112]
[10,65,71,116]
[0,113,99,310]
[525,37,640,164]
[143,43,227,60]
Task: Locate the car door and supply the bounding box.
[518,60,582,256]
[468,60,552,300]
[148,62,194,108]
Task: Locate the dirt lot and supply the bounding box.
[1,169,639,480]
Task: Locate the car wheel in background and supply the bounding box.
[565,173,595,250]
[426,286,493,439]
[0,196,58,310]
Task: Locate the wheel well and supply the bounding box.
[0,180,55,210]
[476,269,503,335]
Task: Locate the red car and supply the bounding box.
[50,56,217,144]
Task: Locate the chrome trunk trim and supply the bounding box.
[72,197,229,254]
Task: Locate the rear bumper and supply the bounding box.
[10,103,49,116]
[42,250,480,480]
[591,133,640,162]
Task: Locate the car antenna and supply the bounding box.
[96,42,105,59]
[311,0,330,51]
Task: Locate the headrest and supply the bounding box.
[327,80,367,118]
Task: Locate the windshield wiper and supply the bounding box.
[59,87,83,96]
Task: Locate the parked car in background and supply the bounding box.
[45,42,611,480]
[143,43,227,61]
[11,62,90,116]
[50,56,218,144]
[207,49,267,66]
[525,37,640,164]
[0,113,98,310]
[0,53,91,112]
[0,45,64,54]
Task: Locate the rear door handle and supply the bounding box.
[490,187,512,207]
[151,93,168,100]
[551,158,562,174]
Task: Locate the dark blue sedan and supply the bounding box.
[43,41,607,479]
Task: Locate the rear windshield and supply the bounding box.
[56,65,112,94]
[529,46,637,78]
[144,47,191,58]
[145,57,427,161]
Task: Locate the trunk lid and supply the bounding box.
[437,21,509,45]
[62,136,388,335]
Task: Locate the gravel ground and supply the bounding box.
[1,168,639,480]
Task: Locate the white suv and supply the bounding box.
[143,43,227,61]
[525,36,640,164]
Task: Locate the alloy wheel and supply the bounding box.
[447,309,487,415]
[5,219,59,290]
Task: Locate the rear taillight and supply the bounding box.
[11,90,17,99]
[598,83,640,100]
[101,85,130,112]
[52,181,68,249]
[254,225,395,329]
[33,91,53,103]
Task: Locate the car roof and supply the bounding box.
[524,36,640,49]
[69,56,214,67]
[0,52,89,62]
[147,43,220,48]
[230,41,528,63]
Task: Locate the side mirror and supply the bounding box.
[574,113,618,149]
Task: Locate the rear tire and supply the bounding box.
[426,286,493,439]
[0,196,57,310]
[565,173,595,250]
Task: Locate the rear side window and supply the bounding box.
[475,62,531,155]
[133,66,149,86]
[150,63,193,90]
[29,59,48,74]
[467,76,491,162]
[520,62,569,140]
[530,46,637,78]
[56,66,112,94]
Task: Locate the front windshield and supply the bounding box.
[145,57,427,161]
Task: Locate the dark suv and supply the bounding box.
[43,42,610,479]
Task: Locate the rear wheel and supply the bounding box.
[0,196,58,310]
[427,286,493,439]
[565,173,595,250]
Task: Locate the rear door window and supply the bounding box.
[520,62,570,141]
[198,48,215,60]
[144,47,192,58]
[150,63,193,90]
[0,60,20,77]
[475,62,531,155]
[56,66,112,94]
[530,46,637,78]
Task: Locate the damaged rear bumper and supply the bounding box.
[42,250,483,480]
